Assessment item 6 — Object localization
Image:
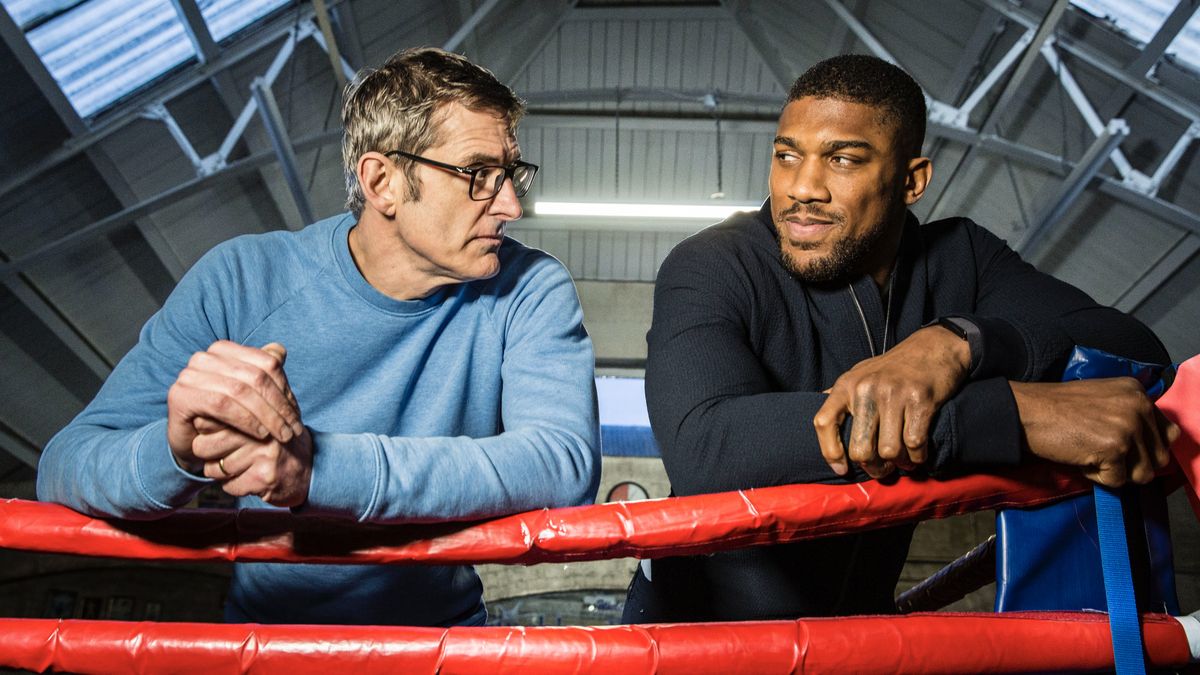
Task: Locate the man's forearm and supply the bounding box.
[1010,378,1177,486]
[296,426,599,522]
[38,419,209,519]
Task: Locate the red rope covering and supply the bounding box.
[1,359,1194,672]
[1160,355,1200,520]
[0,465,1093,565]
[0,612,1191,674]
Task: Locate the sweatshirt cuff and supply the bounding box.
[133,419,211,509]
[954,315,1029,381]
[941,377,1022,467]
[293,430,382,521]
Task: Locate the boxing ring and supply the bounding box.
[1,356,1198,673]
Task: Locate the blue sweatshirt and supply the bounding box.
[37,213,601,626]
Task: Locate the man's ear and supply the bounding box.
[358,152,397,216]
[903,156,932,205]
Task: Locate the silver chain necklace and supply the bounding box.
[847,263,897,358]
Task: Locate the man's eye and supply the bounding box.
[831,155,858,166]
[774,152,798,162]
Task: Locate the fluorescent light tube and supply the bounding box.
[534,201,760,219]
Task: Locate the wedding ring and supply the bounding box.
[218,457,230,476]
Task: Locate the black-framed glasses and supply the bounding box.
[386,150,539,201]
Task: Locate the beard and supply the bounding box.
[775,202,895,285]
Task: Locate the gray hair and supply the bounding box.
[341,47,525,216]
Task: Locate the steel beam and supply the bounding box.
[0,7,85,134]
[524,112,777,133]
[0,129,340,281]
[719,0,795,90]
[942,0,1200,326]
[327,0,365,71]
[1039,41,1136,181]
[566,5,725,21]
[1149,122,1200,195]
[0,20,187,289]
[926,118,1200,237]
[8,90,1200,281]
[166,0,297,250]
[1018,118,1129,259]
[142,103,205,172]
[927,6,1009,173]
[444,0,501,52]
[82,148,187,283]
[170,0,219,62]
[212,26,308,172]
[0,5,322,200]
[250,78,316,227]
[821,0,902,68]
[2,278,111,378]
[979,0,1070,134]
[982,0,1200,123]
[1114,232,1200,313]
[306,20,356,85]
[0,426,40,470]
[824,0,866,56]
[0,3,183,367]
[955,30,1035,124]
[1092,1,1199,133]
[449,0,481,56]
[1094,175,1200,237]
[928,0,1069,219]
[944,6,1008,106]
[167,0,250,125]
[524,87,780,107]
[312,0,348,92]
[480,0,577,84]
[1125,0,1198,80]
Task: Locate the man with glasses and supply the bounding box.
[38,48,600,627]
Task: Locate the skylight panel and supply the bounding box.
[1073,0,1200,75]
[22,0,195,118]
[1072,0,1175,44]
[2,0,80,29]
[199,0,291,42]
[1165,10,1200,74]
[2,0,295,120]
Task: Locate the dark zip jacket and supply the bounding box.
[624,203,1168,621]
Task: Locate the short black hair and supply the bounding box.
[787,54,926,159]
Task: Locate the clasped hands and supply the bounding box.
[167,341,312,507]
[813,325,1179,487]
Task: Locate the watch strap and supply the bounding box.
[931,315,983,378]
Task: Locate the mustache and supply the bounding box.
[778,202,844,224]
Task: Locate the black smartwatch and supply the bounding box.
[933,316,983,377]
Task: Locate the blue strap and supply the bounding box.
[1094,484,1146,674]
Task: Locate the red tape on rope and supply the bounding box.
[0,466,1093,565]
[1158,355,1200,521]
[0,612,1191,674]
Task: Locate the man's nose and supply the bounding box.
[489,176,523,221]
[788,161,831,203]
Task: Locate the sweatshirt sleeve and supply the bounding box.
[952,222,1169,381]
[906,221,1168,470]
[298,256,601,523]
[35,248,233,519]
[644,238,871,495]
